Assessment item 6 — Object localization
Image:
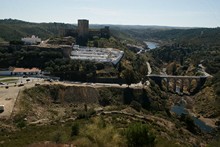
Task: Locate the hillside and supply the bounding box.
[110,24,220,136]
[0,19,76,41]
[0,84,215,146]
[0,19,220,146]
[114,26,220,46]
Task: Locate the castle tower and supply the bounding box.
[78,19,89,38]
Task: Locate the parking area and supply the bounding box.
[0,76,44,119]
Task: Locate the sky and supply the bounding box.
[0,0,220,27]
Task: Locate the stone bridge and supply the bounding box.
[146,74,207,94]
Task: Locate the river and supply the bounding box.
[144,41,158,50]
[171,105,213,132]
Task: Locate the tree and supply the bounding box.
[71,123,80,136]
[121,68,136,86]
[180,114,199,134]
[125,123,155,147]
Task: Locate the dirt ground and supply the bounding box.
[0,78,44,119]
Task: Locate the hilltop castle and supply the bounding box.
[60,19,110,45]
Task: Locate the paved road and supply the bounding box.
[58,81,145,89]
[147,74,207,79]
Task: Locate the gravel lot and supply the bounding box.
[0,77,44,119]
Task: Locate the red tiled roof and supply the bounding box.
[12,67,41,73]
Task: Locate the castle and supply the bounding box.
[60,19,110,45]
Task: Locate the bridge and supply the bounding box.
[146,74,208,95]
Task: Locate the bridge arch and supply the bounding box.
[147,74,208,95]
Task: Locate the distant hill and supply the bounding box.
[0,19,220,46]
[0,19,76,41]
[0,18,196,42]
[114,26,220,46]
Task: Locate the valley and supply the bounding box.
[0,19,220,147]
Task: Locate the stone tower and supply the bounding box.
[78,19,89,38]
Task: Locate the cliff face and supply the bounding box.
[61,86,100,104]
[12,84,162,122]
[11,85,100,122]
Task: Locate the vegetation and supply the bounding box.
[1,19,220,146]
[0,45,63,69]
[125,122,155,147]
[0,83,213,146]
[0,19,75,41]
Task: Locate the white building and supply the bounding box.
[21,35,41,45]
[70,45,124,65]
[0,67,41,76]
[0,68,11,76]
[11,67,41,75]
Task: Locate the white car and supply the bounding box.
[0,82,5,85]
[0,105,4,112]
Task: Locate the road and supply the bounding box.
[58,81,145,89]
[146,61,152,75]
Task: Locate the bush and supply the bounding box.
[180,114,199,134]
[52,131,63,143]
[130,101,142,112]
[125,123,155,147]
[71,123,80,136]
[76,109,96,119]
[13,114,27,129]
[75,117,126,146]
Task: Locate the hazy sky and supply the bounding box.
[0,0,220,27]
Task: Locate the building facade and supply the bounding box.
[21,35,41,45]
[0,67,41,76]
[11,67,41,75]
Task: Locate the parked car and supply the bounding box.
[44,78,53,82]
[18,83,24,87]
[35,83,40,86]
[0,82,5,85]
[0,105,4,113]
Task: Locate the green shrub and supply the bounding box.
[125,122,155,147]
[13,114,27,129]
[76,117,126,146]
[71,123,80,136]
[130,100,142,112]
[51,130,68,143]
[76,109,96,119]
[180,114,199,134]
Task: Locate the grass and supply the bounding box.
[0,112,199,147]
[73,117,126,147]
[0,84,209,147]
[0,122,73,147]
[0,76,13,79]
[155,137,184,147]
[0,37,6,43]
[0,78,18,83]
[0,117,126,147]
